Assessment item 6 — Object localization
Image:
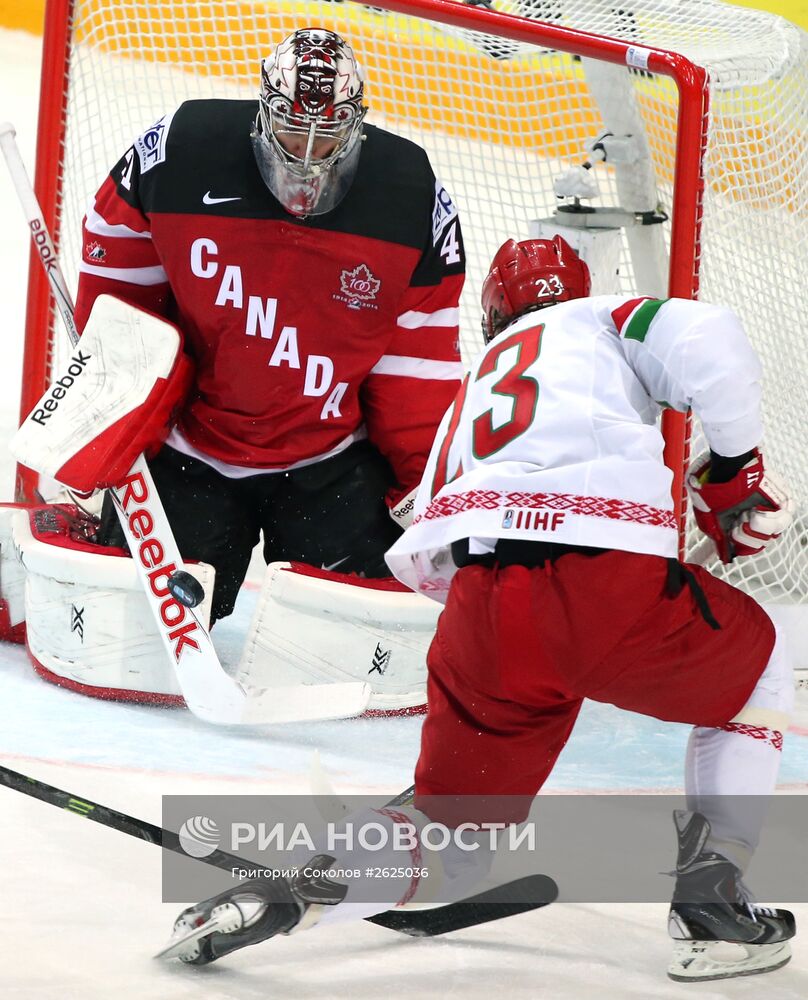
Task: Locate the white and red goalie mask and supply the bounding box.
[251,28,367,217]
[481,236,592,342]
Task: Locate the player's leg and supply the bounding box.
[414,563,583,820]
[590,556,787,839]
[683,619,793,869]
[666,620,795,980]
[255,441,402,576]
[164,557,568,967]
[232,442,429,714]
[97,446,261,622]
[589,555,795,980]
[163,557,579,965]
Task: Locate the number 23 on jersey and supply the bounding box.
[432,323,545,497]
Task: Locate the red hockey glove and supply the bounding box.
[687,449,794,563]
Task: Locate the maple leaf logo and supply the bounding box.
[339,263,381,302]
[85,241,107,261]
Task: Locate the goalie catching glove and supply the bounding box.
[11,294,193,494]
[687,449,794,563]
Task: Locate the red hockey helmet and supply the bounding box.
[481,236,591,342]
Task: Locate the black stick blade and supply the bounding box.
[366,873,558,937]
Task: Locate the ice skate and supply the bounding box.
[667,810,795,982]
[157,854,348,965]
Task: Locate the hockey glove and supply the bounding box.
[11,295,194,494]
[687,449,794,563]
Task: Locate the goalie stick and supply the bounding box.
[0,123,370,725]
[0,763,557,937]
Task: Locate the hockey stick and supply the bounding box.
[0,763,556,937]
[367,874,557,936]
[0,123,370,725]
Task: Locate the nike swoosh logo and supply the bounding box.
[321,556,350,573]
[202,192,242,205]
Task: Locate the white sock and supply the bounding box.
[685,622,792,870]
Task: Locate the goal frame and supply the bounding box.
[19,0,709,544]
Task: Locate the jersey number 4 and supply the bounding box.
[432,323,545,496]
[439,222,462,265]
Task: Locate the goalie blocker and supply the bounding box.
[0,505,435,715]
[11,294,193,494]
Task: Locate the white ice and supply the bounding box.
[1,27,808,1000]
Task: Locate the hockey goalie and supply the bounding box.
[0,27,462,718]
[0,285,440,716]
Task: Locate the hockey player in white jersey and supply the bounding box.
[386,236,796,981]
[160,237,795,981]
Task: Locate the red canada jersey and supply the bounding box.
[75,100,466,499]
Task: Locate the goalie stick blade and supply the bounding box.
[238,682,372,725]
[171,642,371,725]
[366,874,558,937]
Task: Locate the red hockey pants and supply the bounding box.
[414,551,774,822]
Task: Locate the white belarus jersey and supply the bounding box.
[386,295,764,601]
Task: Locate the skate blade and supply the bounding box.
[154,911,233,962]
[668,939,792,982]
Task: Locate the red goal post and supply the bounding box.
[18,0,808,634]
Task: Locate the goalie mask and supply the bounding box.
[251,28,367,217]
[481,236,592,342]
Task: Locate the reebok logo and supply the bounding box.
[29,218,58,274]
[117,471,202,661]
[746,471,760,488]
[31,350,92,424]
[391,494,416,522]
[202,191,242,205]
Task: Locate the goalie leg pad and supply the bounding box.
[236,562,441,715]
[14,504,214,704]
[0,503,30,643]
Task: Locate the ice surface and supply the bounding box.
[1,27,807,1000]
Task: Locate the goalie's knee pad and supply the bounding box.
[236,562,441,716]
[13,504,214,705]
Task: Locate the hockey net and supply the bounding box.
[21,0,808,631]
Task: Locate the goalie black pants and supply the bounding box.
[97,440,403,622]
